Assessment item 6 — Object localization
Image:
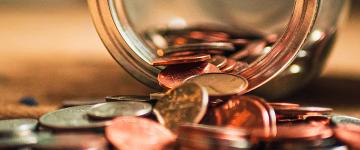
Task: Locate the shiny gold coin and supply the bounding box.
[153,83,208,131]
[184,73,248,96]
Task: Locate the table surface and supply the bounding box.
[0,1,359,119]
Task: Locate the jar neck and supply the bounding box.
[88,0,320,92]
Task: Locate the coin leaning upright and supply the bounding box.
[39,105,110,130]
[153,83,209,131]
[87,102,152,119]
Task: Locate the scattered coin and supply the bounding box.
[275,107,333,117]
[334,124,360,150]
[106,117,176,150]
[0,119,38,133]
[177,123,250,149]
[151,54,211,66]
[268,102,300,109]
[330,115,360,127]
[33,133,108,150]
[39,105,111,130]
[158,62,221,89]
[87,102,152,119]
[228,61,249,75]
[184,73,248,96]
[153,83,208,131]
[105,95,151,102]
[62,98,105,108]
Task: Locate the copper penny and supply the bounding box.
[164,42,235,55]
[208,55,227,69]
[184,73,248,96]
[230,38,250,46]
[158,62,221,89]
[33,133,108,150]
[268,102,300,109]
[188,31,206,40]
[151,54,211,66]
[230,40,267,60]
[334,124,360,150]
[106,117,176,150]
[220,59,237,72]
[153,83,208,131]
[202,95,276,138]
[275,107,333,117]
[205,32,230,42]
[228,61,248,75]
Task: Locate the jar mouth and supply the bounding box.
[88,0,319,91]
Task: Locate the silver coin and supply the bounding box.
[0,132,41,149]
[62,98,105,108]
[331,115,360,126]
[87,102,152,119]
[105,95,150,102]
[39,105,110,130]
[184,73,248,96]
[0,119,38,133]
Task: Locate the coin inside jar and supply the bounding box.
[151,54,211,66]
[153,83,208,131]
[164,42,235,55]
[87,102,152,119]
[220,58,237,72]
[106,117,176,150]
[275,107,333,117]
[39,105,110,130]
[158,62,221,89]
[208,55,227,69]
[184,73,248,96]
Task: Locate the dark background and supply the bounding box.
[0,0,359,119]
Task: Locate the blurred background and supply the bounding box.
[0,0,359,119]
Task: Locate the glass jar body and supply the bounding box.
[88,0,349,98]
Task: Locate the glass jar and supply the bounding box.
[87,0,349,98]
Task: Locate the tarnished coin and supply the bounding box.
[62,98,105,108]
[208,55,227,69]
[153,83,208,131]
[220,59,237,72]
[331,115,360,127]
[164,42,235,55]
[0,118,38,133]
[33,133,107,150]
[106,117,176,150]
[105,95,151,102]
[268,102,300,109]
[230,40,267,60]
[202,95,276,138]
[184,73,248,96]
[158,62,221,89]
[87,102,152,119]
[151,54,211,66]
[39,105,111,130]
